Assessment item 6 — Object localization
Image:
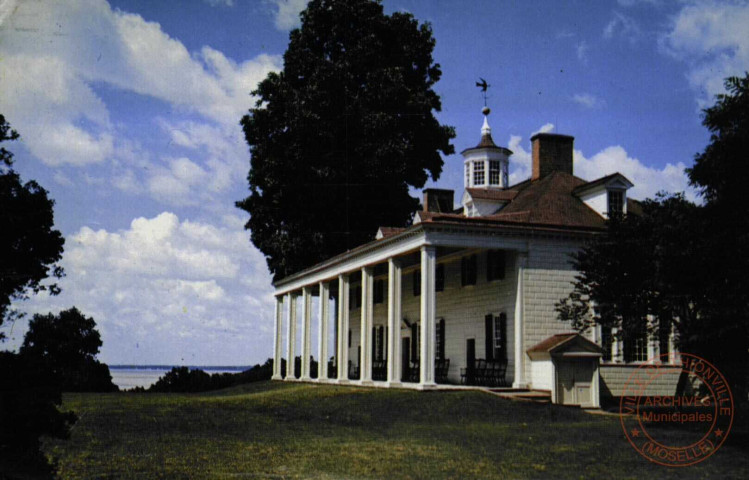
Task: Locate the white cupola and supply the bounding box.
[461,107,512,189]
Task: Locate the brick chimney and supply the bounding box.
[530,133,574,180]
[423,188,454,213]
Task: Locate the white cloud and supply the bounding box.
[507,127,698,202]
[603,11,642,43]
[0,0,280,169]
[576,41,589,63]
[271,0,309,30]
[572,93,606,109]
[573,146,698,202]
[661,0,749,107]
[204,0,234,6]
[11,212,274,365]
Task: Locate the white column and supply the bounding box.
[317,282,330,381]
[360,267,374,384]
[513,252,528,388]
[419,246,437,388]
[285,292,296,380]
[300,287,312,381]
[272,296,283,380]
[337,274,350,383]
[387,257,402,385]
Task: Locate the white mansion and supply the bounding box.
[268,109,676,408]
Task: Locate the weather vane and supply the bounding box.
[475,77,490,106]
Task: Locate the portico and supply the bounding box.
[270,221,540,390]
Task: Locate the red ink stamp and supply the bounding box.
[619,353,734,467]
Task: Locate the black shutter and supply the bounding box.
[497,251,506,280]
[469,255,477,285]
[439,318,446,360]
[436,264,444,292]
[411,323,418,362]
[498,313,507,360]
[413,271,420,296]
[384,326,388,360]
[487,251,495,282]
[372,326,377,361]
[485,314,494,361]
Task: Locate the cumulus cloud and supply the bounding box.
[11,212,274,365]
[661,0,749,107]
[507,126,697,201]
[271,0,309,30]
[0,0,279,169]
[572,93,606,109]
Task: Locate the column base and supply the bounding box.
[359,379,375,387]
[271,374,283,381]
[386,381,403,388]
[300,376,313,382]
[336,378,351,385]
[513,381,528,389]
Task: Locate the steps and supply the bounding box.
[487,388,552,404]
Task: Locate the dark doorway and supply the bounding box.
[466,338,476,385]
[401,338,410,382]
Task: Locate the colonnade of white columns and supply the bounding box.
[270,246,439,389]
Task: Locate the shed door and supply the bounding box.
[557,359,595,406]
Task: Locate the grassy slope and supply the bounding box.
[44,382,748,479]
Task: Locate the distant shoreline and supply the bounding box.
[108,365,252,371]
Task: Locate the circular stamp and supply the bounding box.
[619,353,734,467]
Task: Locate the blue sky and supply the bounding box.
[1,0,747,365]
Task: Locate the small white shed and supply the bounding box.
[527,333,602,408]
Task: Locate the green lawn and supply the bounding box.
[44,381,748,479]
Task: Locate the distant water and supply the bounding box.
[109,365,250,390]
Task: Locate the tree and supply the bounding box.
[237,0,455,279]
[0,114,64,330]
[556,74,749,404]
[686,74,749,403]
[20,307,117,392]
[556,194,706,360]
[0,115,72,478]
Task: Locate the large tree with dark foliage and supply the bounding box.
[237,0,455,279]
[0,115,73,479]
[556,194,705,360]
[0,114,64,329]
[556,74,749,403]
[685,74,749,403]
[20,307,117,392]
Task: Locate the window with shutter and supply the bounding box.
[494,313,507,361]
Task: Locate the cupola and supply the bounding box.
[461,107,513,189]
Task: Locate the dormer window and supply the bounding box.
[473,161,485,186]
[489,161,500,185]
[607,190,624,216]
[465,163,470,187]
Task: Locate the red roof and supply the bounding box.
[465,188,519,202]
[422,171,610,231]
[377,227,405,239]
